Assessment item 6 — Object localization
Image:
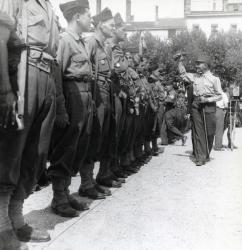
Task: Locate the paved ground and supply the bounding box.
[24,129,242,250]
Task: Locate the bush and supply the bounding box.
[126,29,242,92]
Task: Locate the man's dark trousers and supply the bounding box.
[48,80,93,184]
[191,103,216,162]
[0,65,56,200]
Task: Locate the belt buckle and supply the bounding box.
[38,59,50,73]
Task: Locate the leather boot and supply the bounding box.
[79,187,106,200]
[96,178,122,188]
[51,178,79,217]
[0,229,29,250]
[95,184,112,196]
[15,224,50,243]
[64,179,89,211]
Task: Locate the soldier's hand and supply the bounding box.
[173,52,186,61]
[199,96,207,103]
[55,113,70,128]
[0,91,17,128]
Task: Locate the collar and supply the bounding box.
[94,32,105,47]
[66,29,82,42]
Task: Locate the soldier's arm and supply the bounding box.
[86,37,97,64]
[54,38,70,127]
[177,61,194,84]
[0,5,18,127]
[112,46,128,74]
[0,23,12,94]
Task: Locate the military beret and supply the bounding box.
[60,0,89,20]
[114,13,124,28]
[92,7,113,26]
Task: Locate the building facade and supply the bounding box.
[185,0,242,36]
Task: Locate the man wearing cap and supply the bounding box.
[105,12,129,181]
[79,7,122,196]
[0,0,59,248]
[48,0,95,217]
[176,53,222,166]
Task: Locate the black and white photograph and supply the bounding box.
[0,0,241,249]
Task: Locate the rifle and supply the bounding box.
[16,1,28,130]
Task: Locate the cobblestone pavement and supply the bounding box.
[24,129,242,250]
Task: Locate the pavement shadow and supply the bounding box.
[172,153,190,157]
[24,193,94,231]
[185,150,193,155]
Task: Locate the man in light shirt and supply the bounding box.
[214,88,229,150]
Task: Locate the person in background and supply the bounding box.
[175,53,222,166]
[214,85,229,151]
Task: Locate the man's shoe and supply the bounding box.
[67,195,89,211]
[152,150,159,156]
[79,187,106,200]
[114,170,128,178]
[51,201,80,218]
[116,177,126,183]
[96,178,122,188]
[95,184,112,196]
[214,147,225,151]
[0,230,29,250]
[182,136,187,146]
[196,161,205,166]
[15,224,50,243]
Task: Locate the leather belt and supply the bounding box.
[28,48,55,74]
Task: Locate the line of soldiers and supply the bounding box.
[0,1,180,249]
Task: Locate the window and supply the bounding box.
[233,3,239,10]
[211,24,218,34]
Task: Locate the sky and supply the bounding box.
[51,0,184,27]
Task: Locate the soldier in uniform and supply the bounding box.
[0,0,59,248]
[80,7,122,196]
[119,52,142,174]
[106,13,129,180]
[176,53,222,166]
[163,96,188,145]
[48,0,92,217]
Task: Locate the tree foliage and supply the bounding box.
[126,29,242,90]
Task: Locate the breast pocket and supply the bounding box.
[27,15,48,45]
[98,54,110,72]
[72,54,90,74]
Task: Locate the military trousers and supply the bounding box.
[96,87,113,181]
[191,103,216,162]
[48,80,93,181]
[214,107,226,149]
[0,64,56,200]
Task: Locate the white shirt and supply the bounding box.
[216,91,229,109]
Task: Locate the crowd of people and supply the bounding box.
[0,0,240,249]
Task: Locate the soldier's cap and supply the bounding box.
[60,0,89,20]
[92,7,113,26]
[195,55,210,66]
[114,13,125,28]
